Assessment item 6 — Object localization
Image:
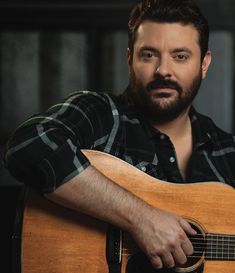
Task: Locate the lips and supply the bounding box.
[149,83,178,91]
[150,88,176,98]
[152,86,175,91]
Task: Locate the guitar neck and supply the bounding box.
[205,233,235,260]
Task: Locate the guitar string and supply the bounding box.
[124,240,235,246]
[122,247,235,250]
[190,235,235,238]
[124,234,235,241]
[122,247,235,252]
[124,239,235,244]
[121,253,235,259]
[123,239,235,246]
[121,249,235,259]
[122,248,235,255]
[122,249,235,254]
[124,234,235,238]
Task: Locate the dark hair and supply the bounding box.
[128,0,209,61]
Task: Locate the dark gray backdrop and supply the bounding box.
[0,0,234,185]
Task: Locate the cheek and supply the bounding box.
[177,65,201,86]
[133,64,154,84]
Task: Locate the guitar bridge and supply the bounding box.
[106,225,122,273]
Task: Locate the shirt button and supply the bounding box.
[160,134,165,140]
[141,166,146,172]
[169,157,175,163]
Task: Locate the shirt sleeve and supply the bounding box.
[4,91,113,193]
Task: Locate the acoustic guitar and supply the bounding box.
[15,150,235,273]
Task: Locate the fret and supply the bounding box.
[205,233,235,260]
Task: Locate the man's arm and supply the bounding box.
[45,164,196,270]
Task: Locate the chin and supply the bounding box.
[151,97,178,109]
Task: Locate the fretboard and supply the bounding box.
[205,233,235,260]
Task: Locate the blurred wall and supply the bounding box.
[0,0,235,185]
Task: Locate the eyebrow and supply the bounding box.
[139,46,158,52]
[172,47,193,54]
[139,46,193,54]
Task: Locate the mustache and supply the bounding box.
[147,77,182,93]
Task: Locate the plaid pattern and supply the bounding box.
[5,89,235,193]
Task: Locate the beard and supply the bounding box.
[129,68,202,124]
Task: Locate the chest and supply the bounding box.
[96,115,235,185]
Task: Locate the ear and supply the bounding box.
[201,50,212,80]
[127,48,132,72]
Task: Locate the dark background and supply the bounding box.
[1,0,235,160]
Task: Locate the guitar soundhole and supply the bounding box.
[126,221,205,273]
[174,221,205,273]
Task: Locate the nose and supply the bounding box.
[155,57,172,78]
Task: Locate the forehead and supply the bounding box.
[134,21,200,51]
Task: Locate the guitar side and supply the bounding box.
[21,150,235,273]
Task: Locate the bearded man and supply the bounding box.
[5,0,235,272]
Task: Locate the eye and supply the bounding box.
[174,54,189,61]
[140,50,156,60]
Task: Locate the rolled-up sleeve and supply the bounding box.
[5,91,113,193]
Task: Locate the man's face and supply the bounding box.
[128,21,211,124]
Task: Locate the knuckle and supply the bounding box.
[167,237,179,249]
[158,245,168,256]
[177,230,187,241]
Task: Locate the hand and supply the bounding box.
[130,207,197,270]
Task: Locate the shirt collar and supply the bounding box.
[189,107,213,150]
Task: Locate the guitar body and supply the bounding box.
[20,150,235,273]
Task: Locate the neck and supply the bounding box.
[151,107,193,180]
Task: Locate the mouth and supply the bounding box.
[150,87,177,96]
[153,86,176,91]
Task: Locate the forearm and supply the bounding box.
[45,164,148,233]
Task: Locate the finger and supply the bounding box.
[172,247,187,265]
[179,218,197,235]
[150,255,163,269]
[181,239,194,256]
[161,253,175,268]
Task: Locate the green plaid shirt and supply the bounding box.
[5,89,235,193]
